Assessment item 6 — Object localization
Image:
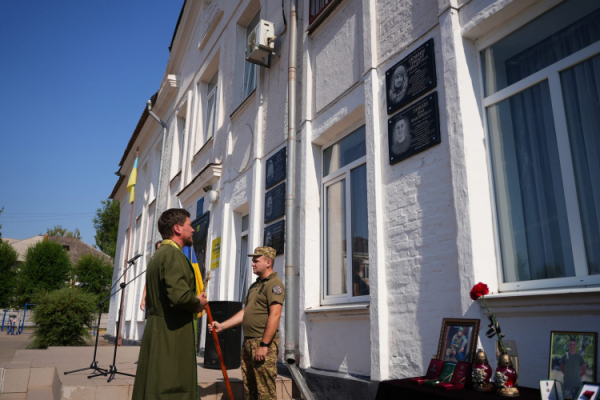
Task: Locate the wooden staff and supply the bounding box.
[202,272,234,400]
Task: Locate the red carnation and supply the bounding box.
[470,282,489,300]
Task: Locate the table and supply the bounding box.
[376,378,540,400]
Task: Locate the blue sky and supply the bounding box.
[0,1,183,247]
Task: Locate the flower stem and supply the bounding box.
[480,296,507,354]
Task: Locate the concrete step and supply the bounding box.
[0,366,59,400]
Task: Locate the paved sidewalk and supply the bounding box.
[0,333,33,367]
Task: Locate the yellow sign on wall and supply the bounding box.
[210,237,221,269]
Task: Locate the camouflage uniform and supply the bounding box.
[241,246,285,400]
[241,337,280,399]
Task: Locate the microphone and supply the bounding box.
[127,253,143,264]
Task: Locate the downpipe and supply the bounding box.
[146,100,168,257]
[284,1,314,399]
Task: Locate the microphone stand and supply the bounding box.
[63,299,109,376]
[88,256,146,382]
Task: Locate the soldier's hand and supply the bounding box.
[208,321,224,334]
[255,346,268,362]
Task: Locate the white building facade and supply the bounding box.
[108,0,600,397]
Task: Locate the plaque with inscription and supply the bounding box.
[264,220,285,255]
[265,147,286,189]
[388,91,440,165]
[264,183,285,223]
[386,38,436,115]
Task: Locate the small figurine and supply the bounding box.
[472,349,493,392]
[494,353,519,397]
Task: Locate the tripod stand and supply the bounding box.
[89,265,146,382]
[63,303,108,376]
[64,254,142,378]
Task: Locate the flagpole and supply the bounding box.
[117,148,139,346]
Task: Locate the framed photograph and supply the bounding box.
[575,383,600,400]
[540,379,565,400]
[549,331,597,399]
[436,318,480,364]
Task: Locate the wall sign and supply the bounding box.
[264,220,285,255]
[386,38,436,115]
[264,183,285,224]
[210,237,221,270]
[388,91,440,165]
[265,147,286,189]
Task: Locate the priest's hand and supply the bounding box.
[197,292,208,312]
[208,321,224,334]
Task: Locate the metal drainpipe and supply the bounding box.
[285,1,314,399]
[147,100,168,257]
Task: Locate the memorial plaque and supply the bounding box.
[264,183,285,223]
[265,147,286,189]
[264,220,285,255]
[388,91,440,165]
[386,38,436,115]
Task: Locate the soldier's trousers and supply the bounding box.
[241,337,279,400]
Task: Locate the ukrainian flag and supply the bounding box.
[183,245,205,317]
[126,157,138,204]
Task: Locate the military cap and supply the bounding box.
[248,246,276,259]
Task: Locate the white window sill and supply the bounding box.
[480,287,600,317]
[305,303,369,321]
[230,89,256,121]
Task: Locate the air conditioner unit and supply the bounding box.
[246,20,275,67]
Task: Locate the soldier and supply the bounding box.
[209,246,285,400]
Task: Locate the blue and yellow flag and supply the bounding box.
[126,157,138,203]
[183,245,205,317]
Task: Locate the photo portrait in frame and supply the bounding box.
[549,331,597,400]
[436,318,480,364]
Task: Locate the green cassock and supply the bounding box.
[132,242,200,400]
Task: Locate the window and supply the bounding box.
[243,13,260,99]
[205,71,218,142]
[177,116,186,173]
[322,126,369,304]
[309,0,337,25]
[237,214,250,302]
[482,0,600,290]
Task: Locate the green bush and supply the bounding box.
[17,240,72,305]
[73,254,113,312]
[29,288,96,349]
[0,241,18,308]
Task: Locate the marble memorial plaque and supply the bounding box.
[264,220,285,255]
[386,38,436,115]
[264,183,285,223]
[388,91,440,165]
[265,147,286,189]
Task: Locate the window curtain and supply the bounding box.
[489,81,575,282]
[506,8,600,86]
[561,54,600,275]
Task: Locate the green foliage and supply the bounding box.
[46,225,81,239]
[0,241,18,308]
[17,240,72,305]
[0,206,4,240]
[93,199,120,259]
[73,254,113,312]
[29,288,96,349]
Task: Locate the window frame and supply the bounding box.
[242,12,260,100]
[479,28,600,292]
[237,214,250,302]
[320,128,369,305]
[204,71,218,143]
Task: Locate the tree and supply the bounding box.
[0,241,18,308]
[73,254,113,312]
[46,225,81,239]
[17,240,72,305]
[0,206,4,241]
[29,288,96,349]
[93,199,120,259]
